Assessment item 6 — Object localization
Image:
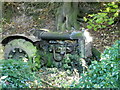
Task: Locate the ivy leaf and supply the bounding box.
[108,18,114,25]
[114,12,119,17]
[106,7,110,12]
[96,18,104,23]
[94,28,97,31]
[88,14,94,17]
[98,25,102,28]
[102,25,106,28]
[110,9,117,12]
[83,17,87,22]
[112,5,118,8]
[87,25,92,29]
[108,21,114,25]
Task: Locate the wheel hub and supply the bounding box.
[8,48,29,61]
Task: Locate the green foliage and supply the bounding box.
[0,59,41,88]
[73,40,120,88]
[84,2,119,31]
[63,54,72,69]
[32,52,41,71]
[101,40,119,61]
[63,54,82,70]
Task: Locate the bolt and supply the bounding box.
[19,49,22,52]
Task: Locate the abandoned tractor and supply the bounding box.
[1,29,101,70]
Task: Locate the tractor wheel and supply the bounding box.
[4,39,37,62]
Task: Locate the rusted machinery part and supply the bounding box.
[37,31,84,40]
[1,30,85,46]
[1,34,40,46]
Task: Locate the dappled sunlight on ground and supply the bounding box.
[35,67,80,88]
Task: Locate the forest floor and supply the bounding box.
[89,27,119,52]
[0,18,119,87]
[34,68,80,88]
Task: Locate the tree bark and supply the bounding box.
[56,2,79,31]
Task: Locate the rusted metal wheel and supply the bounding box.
[4,39,37,61]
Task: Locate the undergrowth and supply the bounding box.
[73,40,120,88]
[0,40,119,88]
[0,59,42,88]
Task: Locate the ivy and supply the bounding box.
[73,40,120,88]
[0,59,42,88]
[84,2,119,31]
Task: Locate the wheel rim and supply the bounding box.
[8,48,29,61]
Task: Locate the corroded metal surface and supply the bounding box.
[1,33,40,45]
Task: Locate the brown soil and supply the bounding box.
[89,25,119,52]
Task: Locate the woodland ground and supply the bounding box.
[0,2,119,88]
[0,25,119,87]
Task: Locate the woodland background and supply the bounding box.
[0,2,119,88]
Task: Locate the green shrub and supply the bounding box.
[84,2,119,31]
[73,40,120,88]
[0,59,41,88]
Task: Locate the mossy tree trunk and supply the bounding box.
[56,2,79,31]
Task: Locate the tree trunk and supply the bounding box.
[56,2,79,31]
